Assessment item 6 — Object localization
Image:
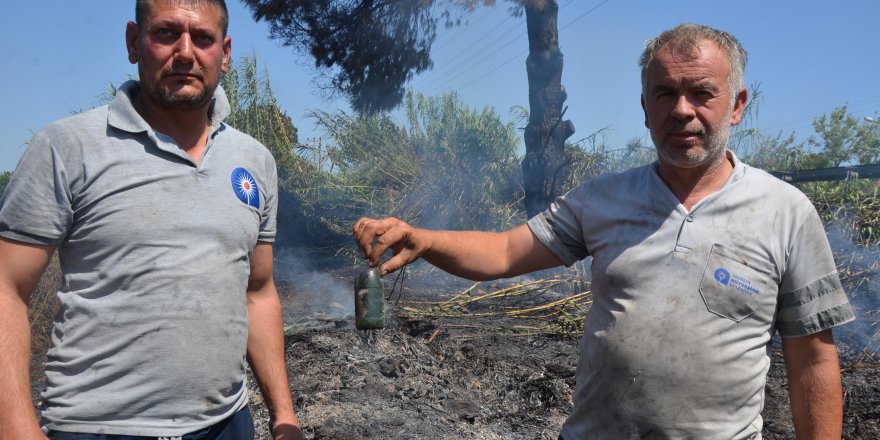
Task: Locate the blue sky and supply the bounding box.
[2,0,879,172]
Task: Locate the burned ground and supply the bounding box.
[27,258,878,439]
[250,323,574,439]
[243,269,880,440]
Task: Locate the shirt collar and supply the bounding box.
[723,149,747,187]
[107,80,232,134]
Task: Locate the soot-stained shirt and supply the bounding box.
[528,152,855,440]
[0,81,278,436]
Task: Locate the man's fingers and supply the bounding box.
[353,217,414,267]
[369,225,408,266]
[353,217,376,237]
[380,251,413,276]
[353,217,380,259]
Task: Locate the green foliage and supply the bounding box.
[801,180,880,245]
[0,171,12,198]
[404,91,524,230]
[558,132,655,194]
[241,0,437,114]
[729,87,880,172]
[727,83,817,171]
[312,90,524,233]
[737,130,810,171]
[221,55,310,191]
[809,105,879,166]
[728,88,879,244]
[221,55,353,249]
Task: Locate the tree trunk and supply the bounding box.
[521,0,575,217]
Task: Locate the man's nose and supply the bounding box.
[173,33,194,63]
[671,95,696,120]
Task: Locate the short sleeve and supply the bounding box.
[257,153,278,243]
[775,205,855,337]
[527,182,591,267]
[0,131,74,245]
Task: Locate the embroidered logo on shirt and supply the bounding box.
[714,268,730,285]
[715,267,759,296]
[231,167,260,209]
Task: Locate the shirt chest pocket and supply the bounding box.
[699,243,777,322]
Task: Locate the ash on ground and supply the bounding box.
[248,270,880,440]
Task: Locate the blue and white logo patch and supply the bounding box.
[714,268,730,285]
[231,167,260,209]
[714,266,760,296]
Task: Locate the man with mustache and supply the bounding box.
[354,24,855,439]
[0,1,302,438]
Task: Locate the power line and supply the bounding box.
[413,14,520,90]
[424,29,525,95]
[560,0,609,31]
[428,5,496,54]
[416,0,583,92]
[446,0,611,94]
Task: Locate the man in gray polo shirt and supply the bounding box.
[0,0,302,438]
[354,24,855,439]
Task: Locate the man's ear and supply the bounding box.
[125,21,140,64]
[729,88,749,126]
[221,35,231,73]
[641,94,649,128]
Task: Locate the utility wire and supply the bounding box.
[447,0,610,94]
[413,14,519,89]
[560,0,609,31]
[424,27,525,95]
[416,0,582,92]
[428,5,496,54]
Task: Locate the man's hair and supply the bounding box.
[135,0,229,36]
[639,23,748,105]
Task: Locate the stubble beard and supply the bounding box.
[701,110,732,170]
[656,108,732,170]
[152,81,214,110]
[139,62,216,111]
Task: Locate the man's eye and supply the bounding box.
[696,91,715,99]
[194,35,214,44]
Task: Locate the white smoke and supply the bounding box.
[273,249,354,331]
[825,222,880,365]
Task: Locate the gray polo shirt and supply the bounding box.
[528,152,855,439]
[0,81,277,435]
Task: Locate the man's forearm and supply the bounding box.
[0,239,53,439]
[361,222,562,281]
[786,359,844,439]
[0,293,46,438]
[419,229,521,280]
[246,287,301,437]
[783,330,844,439]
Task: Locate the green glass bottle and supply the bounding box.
[354,267,385,329]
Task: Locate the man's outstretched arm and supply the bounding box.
[782,329,844,440]
[0,238,54,439]
[353,217,564,281]
[246,242,304,440]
